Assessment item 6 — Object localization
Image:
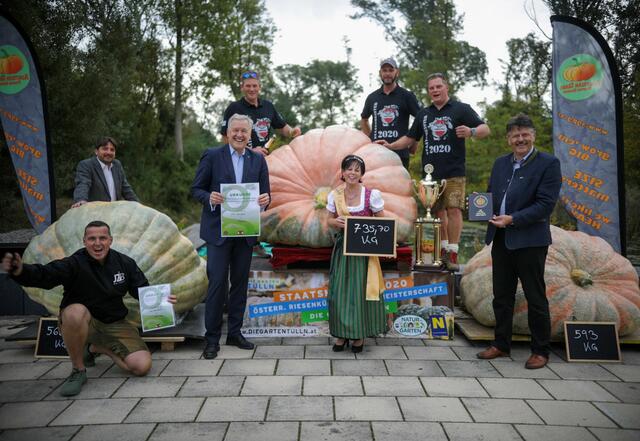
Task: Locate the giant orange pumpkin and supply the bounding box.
[261,126,417,247]
[461,226,640,338]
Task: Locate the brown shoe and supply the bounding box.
[525,354,549,369]
[476,346,509,359]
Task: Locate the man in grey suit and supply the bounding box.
[72,137,138,208]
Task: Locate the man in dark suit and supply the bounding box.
[72,137,138,208]
[476,113,562,369]
[192,113,270,359]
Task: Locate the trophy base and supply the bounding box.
[413,261,445,271]
[416,216,441,223]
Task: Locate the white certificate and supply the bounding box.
[139,284,175,332]
[220,182,261,237]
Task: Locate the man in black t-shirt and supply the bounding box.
[2,220,176,396]
[220,71,301,155]
[381,73,490,266]
[361,58,422,169]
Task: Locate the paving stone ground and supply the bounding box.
[1,324,639,441]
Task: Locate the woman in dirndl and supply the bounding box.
[326,154,388,353]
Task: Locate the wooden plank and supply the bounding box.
[160,341,176,351]
[456,318,531,342]
[457,317,640,345]
[141,336,184,343]
[620,328,640,344]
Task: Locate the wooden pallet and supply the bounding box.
[7,331,185,352]
[4,305,208,352]
[456,317,640,345]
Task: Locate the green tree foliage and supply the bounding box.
[500,33,551,105]
[0,0,279,232]
[466,96,552,194]
[1,0,188,230]
[194,0,276,98]
[270,60,363,131]
[158,0,276,160]
[350,0,488,97]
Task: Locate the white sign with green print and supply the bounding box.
[139,284,175,332]
[221,182,261,237]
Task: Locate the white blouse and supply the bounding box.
[326,187,384,214]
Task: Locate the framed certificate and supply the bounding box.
[221,182,261,237]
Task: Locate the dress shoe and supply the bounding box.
[351,339,364,354]
[476,346,509,360]
[332,339,349,352]
[525,354,549,369]
[203,345,220,359]
[226,334,255,350]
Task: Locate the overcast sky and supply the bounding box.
[264,0,553,115]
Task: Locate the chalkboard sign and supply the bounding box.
[35,317,69,359]
[343,216,396,258]
[564,321,621,362]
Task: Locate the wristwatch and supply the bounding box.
[470,127,477,138]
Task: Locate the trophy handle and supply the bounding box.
[438,179,447,198]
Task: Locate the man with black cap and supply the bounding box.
[360,57,422,169]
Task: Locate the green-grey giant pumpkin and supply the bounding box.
[22,201,207,325]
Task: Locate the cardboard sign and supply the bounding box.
[343,216,396,258]
[564,321,621,362]
[35,317,69,359]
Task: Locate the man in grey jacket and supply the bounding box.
[72,137,138,208]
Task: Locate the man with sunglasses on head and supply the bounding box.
[361,57,422,170]
[220,71,301,156]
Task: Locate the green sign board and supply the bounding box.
[385,302,398,313]
[301,310,328,323]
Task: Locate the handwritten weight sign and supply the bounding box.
[564,321,621,362]
[343,216,396,258]
[35,317,69,359]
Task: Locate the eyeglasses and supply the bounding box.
[241,71,259,80]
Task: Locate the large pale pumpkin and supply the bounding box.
[461,226,640,338]
[261,125,417,247]
[23,201,207,325]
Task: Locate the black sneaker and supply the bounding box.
[60,368,87,396]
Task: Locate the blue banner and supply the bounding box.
[249,298,328,318]
[248,282,448,318]
[383,282,448,302]
[0,12,55,233]
[551,16,625,254]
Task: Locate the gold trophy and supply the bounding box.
[414,164,447,269]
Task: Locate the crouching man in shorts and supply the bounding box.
[2,220,176,396]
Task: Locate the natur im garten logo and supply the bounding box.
[0,45,29,95]
[393,315,428,336]
[556,54,603,101]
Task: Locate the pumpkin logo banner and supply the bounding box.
[0,13,55,233]
[551,16,626,254]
